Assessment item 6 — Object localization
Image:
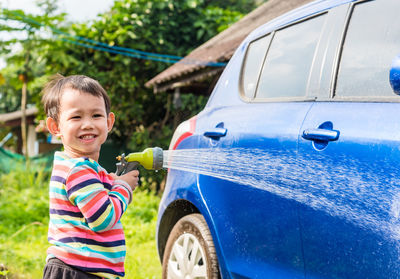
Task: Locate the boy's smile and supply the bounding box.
[46,88,115,161]
[79,134,97,142]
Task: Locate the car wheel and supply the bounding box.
[162,213,220,279]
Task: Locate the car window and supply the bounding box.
[241,35,271,99]
[335,0,400,98]
[255,14,326,99]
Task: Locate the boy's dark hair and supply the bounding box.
[42,74,111,123]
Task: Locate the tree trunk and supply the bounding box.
[21,78,27,156]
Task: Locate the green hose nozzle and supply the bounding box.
[115,147,163,175]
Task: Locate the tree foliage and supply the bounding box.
[0,0,261,188]
[0,2,65,113]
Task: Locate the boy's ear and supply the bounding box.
[46,117,61,136]
[107,112,115,132]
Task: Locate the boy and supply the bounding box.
[41,74,139,279]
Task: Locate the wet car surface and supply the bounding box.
[157,0,400,278]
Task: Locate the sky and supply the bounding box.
[0,0,115,22]
[0,0,115,68]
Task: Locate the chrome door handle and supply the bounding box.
[302,128,340,142]
[204,127,227,138]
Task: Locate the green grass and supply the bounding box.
[0,162,162,278]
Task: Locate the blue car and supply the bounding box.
[157,0,400,278]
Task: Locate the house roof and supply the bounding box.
[146,0,314,93]
[0,107,38,127]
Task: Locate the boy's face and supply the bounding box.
[46,88,114,161]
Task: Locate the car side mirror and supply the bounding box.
[390,55,400,94]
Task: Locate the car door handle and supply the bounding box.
[204,127,227,138]
[302,128,339,142]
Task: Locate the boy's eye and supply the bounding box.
[71,116,81,119]
[93,114,103,118]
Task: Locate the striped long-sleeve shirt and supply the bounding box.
[47,151,133,279]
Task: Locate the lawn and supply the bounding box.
[0,162,162,278]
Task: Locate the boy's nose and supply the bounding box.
[81,119,94,129]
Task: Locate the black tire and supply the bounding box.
[162,213,220,279]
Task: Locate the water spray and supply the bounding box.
[115,146,400,241]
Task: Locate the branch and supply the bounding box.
[161,93,172,128]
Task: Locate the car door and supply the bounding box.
[298,0,400,277]
[196,102,310,278]
[194,13,327,278]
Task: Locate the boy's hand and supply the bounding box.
[110,170,140,189]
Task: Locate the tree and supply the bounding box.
[0,1,65,154]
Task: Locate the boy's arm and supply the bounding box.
[65,160,134,232]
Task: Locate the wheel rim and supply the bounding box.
[167,233,207,279]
